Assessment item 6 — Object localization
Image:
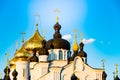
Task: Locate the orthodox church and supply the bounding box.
[1,15,120,80]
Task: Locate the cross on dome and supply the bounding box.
[115,64,119,76]
[80,32,83,42]
[5,53,10,67]
[21,32,25,44]
[101,59,105,70]
[16,41,19,50]
[35,13,40,30]
[54,9,60,22]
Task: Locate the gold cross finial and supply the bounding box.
[16,41,19,50]
[21,32,25,44]
[115,64,119,76]
[73,29,78,41]
[73,29,78,33]
[5,53,10,67]
[54,9,60,22]
[80,32,83,42]
[101,59,105,70]
[0,73,2,79]
[35,13,40,30]
[42,29,46,38]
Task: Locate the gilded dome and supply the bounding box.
[15,45,30,61]
[72,34,79,51]
[72,42,79,51]
[10,58,16,69]
[25,29,45,51]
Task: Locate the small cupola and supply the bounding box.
[72,34,79,51]
[30,49,39,62]
[78,42,87,58]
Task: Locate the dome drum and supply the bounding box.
[46,38,70,50]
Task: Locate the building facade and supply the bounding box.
[3,17,109,80]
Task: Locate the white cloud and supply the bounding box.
[62,34,72,41]
[82,38,95,44]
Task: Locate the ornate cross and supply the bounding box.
[101,59,105,70]
[73,29,78,40]
[35,13,40,29]
[42,29,46,38]
[21,32,25,43]
[80,32,83,42]
[5,53,10,67]
[54,9,60,22]
[115,64,118,76]
[16,41,19,50]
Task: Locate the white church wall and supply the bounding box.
[49,67,62,80]
[37,72,53,80]
[50,60,68,67]
[16,61,29,80]
[30,62,37,69]
[61,62,74,80]
[39,55,48,62]
[30,62,49,80]
[73,56,103,80]
[48,49,69,61]
[10,68,14,80]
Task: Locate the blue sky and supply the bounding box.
[0,0,120,79]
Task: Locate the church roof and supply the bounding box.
[46,21,70,50]
[14,45,30,61]
[25,29,45,51]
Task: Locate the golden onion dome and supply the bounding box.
[15,45,30,61]
[72,41,79,51]
[10,57,16,69]
[24,29,45,51]
[72,34,79,51]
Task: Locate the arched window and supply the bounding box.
[64,53,66,60]
[48,49,56,61]
[59,50,63,60]
[67,51,71,59]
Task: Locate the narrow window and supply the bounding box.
[67,51,71,59]
[59,50,63,60]
[23,69,25,77]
